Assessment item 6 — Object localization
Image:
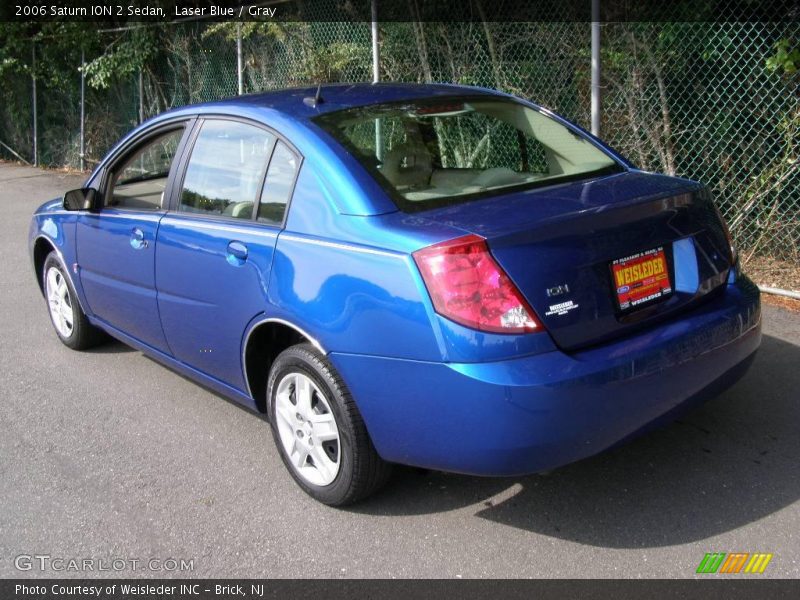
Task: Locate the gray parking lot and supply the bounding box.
[1,161,798,578]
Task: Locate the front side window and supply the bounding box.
[315,97,622,211]
[180,120,275,219]
[107,128,183,210]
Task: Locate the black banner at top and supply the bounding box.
[2,0,799,23]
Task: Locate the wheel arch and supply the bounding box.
[33,234,92,319]
[33,235,60,295]
[243,318,326,413]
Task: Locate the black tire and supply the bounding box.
[42,252,106,350]
[266,343,391,506]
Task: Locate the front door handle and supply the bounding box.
[226,240,248,265]
[130,228,148,250]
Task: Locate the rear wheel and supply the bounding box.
[267,343,391,506]
[43,252,105,350]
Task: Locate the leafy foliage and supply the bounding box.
[766,38,800,75]
[82,28,160,89]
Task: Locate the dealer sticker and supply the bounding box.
[545,300,579,317]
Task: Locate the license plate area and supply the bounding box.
[610,246,673,313]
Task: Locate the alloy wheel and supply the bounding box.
[46,266,74,338]
[274,371,341,486]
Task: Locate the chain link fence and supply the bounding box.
[1,5,797,286]
[600,21,799,285]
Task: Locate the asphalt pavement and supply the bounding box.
[1,161,798,578]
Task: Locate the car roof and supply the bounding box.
[164,82,507,121]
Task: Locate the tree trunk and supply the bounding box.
[409,0,433,82]
[473,0,503,88]
[630,30,677,175]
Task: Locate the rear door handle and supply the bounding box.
[130,228,148,250]
[226,241,248,264]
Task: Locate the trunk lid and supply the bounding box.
[416,170,732,350]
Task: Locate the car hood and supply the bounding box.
[35,198,64,215]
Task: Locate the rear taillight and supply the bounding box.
[413,234,543,334]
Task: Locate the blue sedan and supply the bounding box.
[29,83,761,505]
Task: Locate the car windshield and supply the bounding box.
[314,97,623,212]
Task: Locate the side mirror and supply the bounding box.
[63,188,96,211]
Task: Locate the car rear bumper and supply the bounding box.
[330,276,761,476]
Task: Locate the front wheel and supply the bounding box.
[266,343,391,506]
[42,252,105,350]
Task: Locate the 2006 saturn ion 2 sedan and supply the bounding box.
[30,83,761,505]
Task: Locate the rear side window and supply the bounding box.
[180,120,275,219]
[258,141,299,225]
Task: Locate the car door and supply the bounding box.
[76,122,193,353]
[156,118,301,391]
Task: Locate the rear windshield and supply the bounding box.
[314,96,623,212]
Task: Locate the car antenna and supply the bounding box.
[303,84,324,108]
